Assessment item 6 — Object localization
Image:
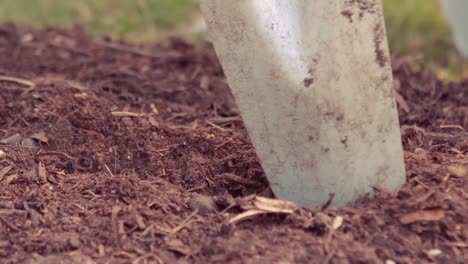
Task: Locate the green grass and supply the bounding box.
[383,0,465,79]
[0,0,465,79]
[0,0,196,40]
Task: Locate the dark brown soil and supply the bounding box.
[0,23,466,264]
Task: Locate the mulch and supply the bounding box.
[0,23,466,263]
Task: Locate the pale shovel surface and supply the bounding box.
[201,0,406,208]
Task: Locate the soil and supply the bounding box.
[0,23,467,264]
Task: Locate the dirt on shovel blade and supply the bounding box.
[0,23,466,263]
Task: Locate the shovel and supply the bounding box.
[200,0,406,208]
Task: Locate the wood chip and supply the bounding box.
[37,162,47,183]
[4,174,18,185]
[399,208,445,224]
[332,216,344,230]
[148,116,159,127]
[165,238,191,256]
[135,214,146,230]
[393,90,410,113]
[0,133,22,144]
[253,196,297,214]
[98,243,106,257]
[111,206,122,226]
[0,165,13,182]
[447,165,467,178]
[150,103,159,115]
[67,80,88,91]
[111,111,145,117]
[30,130,49,143]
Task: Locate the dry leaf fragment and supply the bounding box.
[399,208,445,224]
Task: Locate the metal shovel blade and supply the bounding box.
[200,0,406,208]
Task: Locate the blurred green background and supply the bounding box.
[0,0,465,79]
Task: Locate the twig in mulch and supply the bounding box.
[393,89,410,113]
[105,164,115,177]
[94,39,182,59]
[321,193,335,210]
[169,210,198,236]
[206,120,226,132]
[112,111,145,117]
[0,75,35,87]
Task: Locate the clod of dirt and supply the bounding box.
[29,130,49,144]
[68,238,81,249]
[190,195,218,214]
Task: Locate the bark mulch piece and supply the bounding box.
[0,23,466,263]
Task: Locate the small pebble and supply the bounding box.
[385,260,396,264]
[68,238,81,249]
[189,195,218,214]
[21,138,39,149]
[0,149,5,159]
[427,248,442,257]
